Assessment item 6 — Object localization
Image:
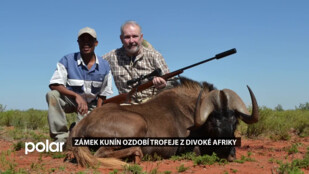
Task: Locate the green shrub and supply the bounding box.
[193,152,225,165]
[0,109,77,130]
[176,164,189,173]
[0,109,47,129]
[142,153,162,161]
[286,143,300,155]
[170,152,196,161]
[13,141,24,151]
[246,106,273,137]
[237,106,309,139]
[123,164,145,174]
[52,152,66,159]
[276,147,309,173]
[276,160,304,174]
[170,152,227,166]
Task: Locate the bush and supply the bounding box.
[0,109,77,142]
[0,109,76,130]
[295,102,309,110]
[0,109,47,129]
[238,106,309,139]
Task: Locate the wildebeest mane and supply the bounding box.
[167,76,216,95]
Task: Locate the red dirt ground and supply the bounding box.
[0,133,308,173]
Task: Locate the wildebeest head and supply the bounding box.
[192,82,259,161]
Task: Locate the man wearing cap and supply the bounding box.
[103,21,172,104]
[46,27,113,143]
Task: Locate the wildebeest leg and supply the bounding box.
[94,146,143,163]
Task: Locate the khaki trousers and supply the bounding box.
[46,90,96,142]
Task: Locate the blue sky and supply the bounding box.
[0,1,308,110]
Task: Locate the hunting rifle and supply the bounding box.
[103,48,237,105]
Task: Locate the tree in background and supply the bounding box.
[275,104,284,111]
[295,102,309,110]
[0,104,6,112]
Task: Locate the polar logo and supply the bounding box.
[25,140,64,154]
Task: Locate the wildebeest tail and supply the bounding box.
[72,146,127,168]
[97,158,127,169]
[73,146,99,167]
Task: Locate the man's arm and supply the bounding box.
[96,70,113,107]
[152,51,170,89]
[49,84,88,115]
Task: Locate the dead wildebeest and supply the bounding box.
[65,77,259,168]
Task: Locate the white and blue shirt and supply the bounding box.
[50,52,113,103]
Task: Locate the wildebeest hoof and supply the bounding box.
[134,150,143,164]
[64,151,75,162]
[227,154,236,162]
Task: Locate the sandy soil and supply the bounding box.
[0,132,308,173]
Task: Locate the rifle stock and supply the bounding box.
[103,93,128,104]
[103,48,236,105]
[103,70,183,104]
[134,70,183,92]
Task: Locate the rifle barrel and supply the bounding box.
[180,48,236,71]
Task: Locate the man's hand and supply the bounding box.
[75,94,88,115]
[96,96,106,107]
[50,84,89,115]
[152,76,167,89]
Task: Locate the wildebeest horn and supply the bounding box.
[195,86,259,127]
[195,90,220,127]
[222,86,259,124]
